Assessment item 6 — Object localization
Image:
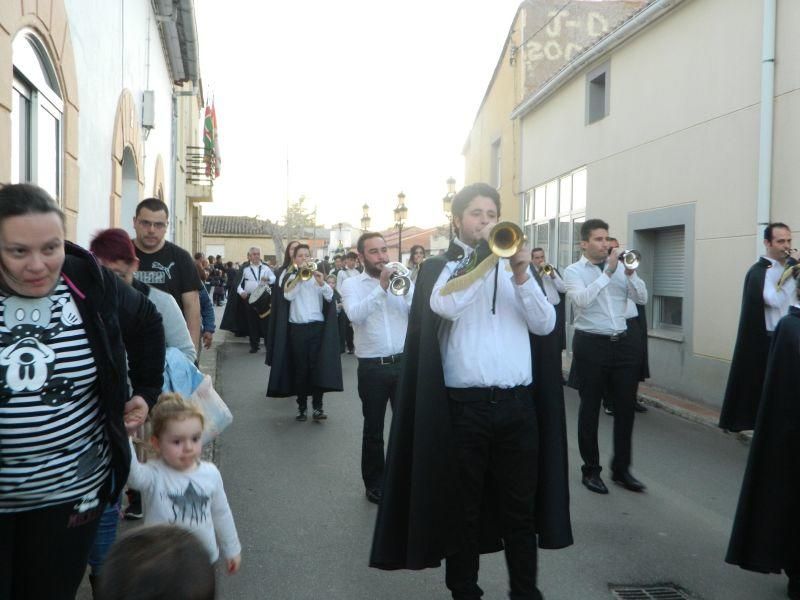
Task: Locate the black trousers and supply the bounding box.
[445,387,542,600]
[0,479,109,600]
[572,329,642,476]
[245,304,268,350]
[344,315,355,352]
[356,358,400,491]
[289,322,325,410]
[602,317,643,410]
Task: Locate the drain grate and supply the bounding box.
[610,584,694,600]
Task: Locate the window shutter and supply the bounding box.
[653,226,685,297]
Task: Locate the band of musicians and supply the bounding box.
[251,183,799,600]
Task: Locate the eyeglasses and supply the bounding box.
[137,219,168,230]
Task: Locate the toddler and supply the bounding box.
[127,393,242,574]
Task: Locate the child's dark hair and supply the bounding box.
[96,525,215,600]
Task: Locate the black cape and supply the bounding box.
[370,243,573,571]
[265,271,343,397]
[719,258,771,431]
[219,266,248,337]
[725,306,800,574]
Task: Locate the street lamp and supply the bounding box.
[361,203,371,231]
[443,177,456,239]
[393,192,408,262]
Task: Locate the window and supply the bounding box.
[586,63,609,124]
[652,226,685,329]
[11,32,63,201]
[491,138,502,188]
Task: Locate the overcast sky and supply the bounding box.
[194,0,522,231]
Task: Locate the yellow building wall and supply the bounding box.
[203,236,276,264]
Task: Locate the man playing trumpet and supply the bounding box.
[531,247,567,354]
[371,183,572,600]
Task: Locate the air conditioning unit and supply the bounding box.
[142,91,155,130]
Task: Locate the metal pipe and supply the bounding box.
[755,0,776,257]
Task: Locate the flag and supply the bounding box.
[203,102,221,178]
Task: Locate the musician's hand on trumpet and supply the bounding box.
[379,263,394,292]
[313,270,325,286]
[511,245,533,285]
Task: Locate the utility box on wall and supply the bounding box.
[142,90,155,130]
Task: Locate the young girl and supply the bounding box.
[127,393,242,574]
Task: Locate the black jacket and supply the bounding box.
[62,242,165,501]
[719,258,771,431]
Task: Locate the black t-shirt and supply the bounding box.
[134,240,202,311]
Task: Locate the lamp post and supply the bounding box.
[393,192,408,262]
[443,176,456,240]
[360,203,371,231]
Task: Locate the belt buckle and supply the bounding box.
[380,356,392,365]
[609,334,620,342]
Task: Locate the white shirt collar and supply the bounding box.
[763,255,781,267]
[454,237,474,257]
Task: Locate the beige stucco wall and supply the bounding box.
[203,236,276,263]
[463,14,523,222]
[518,0,799,368]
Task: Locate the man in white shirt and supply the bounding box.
[531,247,566,353]
[371,183,573,599]
[341,233,413,505]
[720,222,799,432]
[337,252,360,353]
[237,246,276,353]
[564,219,648,495]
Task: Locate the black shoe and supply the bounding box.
[295,411,307,422]
[249,347,258,354]
[312,409,327,421]
[581,474,608,494]
[365,488,382,504]
[604,406,614,416]
[124,491,143,520]
[788,574,800,599]
[612,471,646,492]
[634,401,648,413]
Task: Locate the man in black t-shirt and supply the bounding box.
[132,198,202,350]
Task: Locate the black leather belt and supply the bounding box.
[359,353,403,365]
[447,385,531,403]
[575,329,628,342]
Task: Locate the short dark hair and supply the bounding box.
[764,222,790,242]
[135,197,169,219]
[282,241,299,268]
[0,183,65,227]
[357,232,385,254]
[292,243,310,258]
[580,219,609,242]
[334,255,343,262]
[345,251,358,260]
[451,183,501,234]
[193,252,204,260]
[608,237,618,243]
[96,525,214,600]
[90,228,138,264]
[531,247,544,254]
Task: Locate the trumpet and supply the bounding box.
[488,222,526,258]
[384,262,411,296]
[299,261,319,281]
[538,263,555,277]
[618,250,641,270]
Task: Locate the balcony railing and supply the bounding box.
[186,145,215,186]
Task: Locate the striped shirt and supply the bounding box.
[0,280,109,512]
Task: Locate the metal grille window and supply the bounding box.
[652,226,685,329]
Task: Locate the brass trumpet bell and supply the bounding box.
[299,261,318,281]
[384,262,411,296]
[540,264,555,277]
[488,222,525,258]
[619,250,641,270]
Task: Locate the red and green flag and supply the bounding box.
[203,102,221,178]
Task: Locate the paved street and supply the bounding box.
[215,339,788,600]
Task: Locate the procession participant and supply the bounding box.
[564,219,648,495]
[325,274,347,353]
[725,275,800,600]
[407,245,426,283]
[266,244,342,421]
[341,233,413,505]
[531,247,566,353]
[265,241,299,369]
[337,252,360,354]
[0,184,165,600]
[370,183,572,600]
[131,198,202,350]
[719,222,799,432]
[236,246,275,353]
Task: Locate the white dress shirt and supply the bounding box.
[430,239,555,388]
[564,255,648,335]
[280,271,333,323]
[541,270,566,305]
[341,272,413,358]
[762,256,794,331]
[337,268,360,290]
[238,262,275,295]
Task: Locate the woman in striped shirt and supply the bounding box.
[0,184,165,600]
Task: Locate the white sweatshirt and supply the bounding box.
[127,440,241,562]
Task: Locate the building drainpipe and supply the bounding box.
[170,93,178,244]
[755,0,777,256]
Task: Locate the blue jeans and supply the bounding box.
[87,501,120,575]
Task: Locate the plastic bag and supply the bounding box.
[190,374,233,445]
